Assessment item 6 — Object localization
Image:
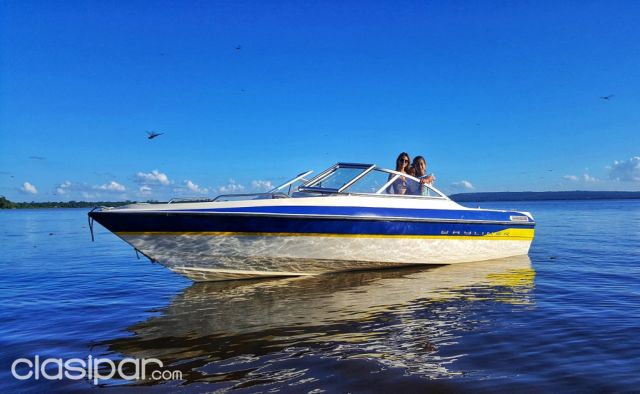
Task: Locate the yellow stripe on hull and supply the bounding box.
[116,228,534,241]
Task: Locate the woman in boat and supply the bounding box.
[388,152,411,194]
[407,156,435,195]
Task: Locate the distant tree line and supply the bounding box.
[0,196,161,209]
[450,191,640,202]
[0,196,14,209]
[2,191,640,209]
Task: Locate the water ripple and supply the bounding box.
[1,202,640,392]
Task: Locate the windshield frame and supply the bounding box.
[269,170,314,195]
[298,163,448,199]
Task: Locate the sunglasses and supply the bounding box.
[399,158,409,163]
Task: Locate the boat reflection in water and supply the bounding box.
[106,255,535,388]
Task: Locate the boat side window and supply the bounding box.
[285,180,308,196]
[404,177,441,197]
[308,167,366,190]
[343,169,395,194]
[404,177,422,195]
[384,175,422,195]
[377,170,444,197]
[270,170,313,196]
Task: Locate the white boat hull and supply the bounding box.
[120,232,533,281]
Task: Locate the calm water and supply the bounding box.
[1,200,639,392]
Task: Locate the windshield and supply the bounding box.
[303,165,371,191]
[300,163,446,198]
[342,169,392,194]
[270,170,313,196]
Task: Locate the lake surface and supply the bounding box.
[1,200,639,392]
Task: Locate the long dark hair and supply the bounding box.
[411,156,426,176]
[395,152,411,172]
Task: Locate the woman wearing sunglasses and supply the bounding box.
[387,152,411,194]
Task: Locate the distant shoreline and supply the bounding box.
[2,191,640,209]
[0,197,138,209]
[450,191,640,202]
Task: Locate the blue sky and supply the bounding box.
[1,0,639,201]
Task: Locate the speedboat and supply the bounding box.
[88,162,535,281]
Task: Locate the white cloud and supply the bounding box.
[94,181,126,192]
[56,181,72,195]
[218,179,245,194]
[135,170,171,185]
[451,180,474,191]
[608,156,640,182]
[21,182,38,194]
[251,179,273,191]
[185,180,209,194]
[564,174,598,183]
[139,185,152,196]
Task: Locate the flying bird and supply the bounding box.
[147,131,164,140]
[599,95,614,100]
[235,45,242,50]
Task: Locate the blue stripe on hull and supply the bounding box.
[158,205,532,223]
[91,212,533,236]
